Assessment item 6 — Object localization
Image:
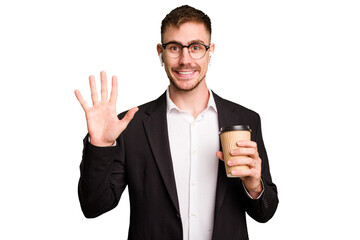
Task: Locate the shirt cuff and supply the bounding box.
[242,179,264,200]
[88,136,117,147]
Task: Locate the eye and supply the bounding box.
[190,44,203,51]
[168,44,181,52]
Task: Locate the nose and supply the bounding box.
[178,47,192,65]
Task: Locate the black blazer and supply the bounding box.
[78,91,278,240]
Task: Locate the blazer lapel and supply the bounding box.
[142,92,180,215]
[213,91,238,222]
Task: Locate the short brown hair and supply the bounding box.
[161,5,212,42]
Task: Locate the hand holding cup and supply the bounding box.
[217,125,262,198]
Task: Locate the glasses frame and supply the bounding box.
[161,41,211,60]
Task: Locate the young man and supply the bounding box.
[75,5,278,240]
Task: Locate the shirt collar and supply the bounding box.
[166,87,218,114]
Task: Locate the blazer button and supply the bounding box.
[176,213,180,219]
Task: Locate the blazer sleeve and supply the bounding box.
[244,114,279,223]
[78,134,127,218]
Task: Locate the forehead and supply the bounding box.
[162,22,210,44]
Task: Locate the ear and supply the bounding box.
[157,43,163,56]
[209,43,215,62]
[157,44,164,67]
[210,43,215,56]
[157,44,164,66]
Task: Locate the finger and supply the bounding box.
[89,75,99,105]
[236,140,257,149]
[74,89,89,111]
[231,168,252,178]
[227,157,253,167]
[100,71,108,102]
[109,75,118,104]
[216,151,224,161]
[117,107,139,132]
[230,147,257,157]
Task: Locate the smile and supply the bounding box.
[178,71,195,75]
[173,70,198,79]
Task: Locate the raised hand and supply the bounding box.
[74,71,138,147]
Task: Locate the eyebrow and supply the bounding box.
[165,39,208,45]
[188,39,206,44]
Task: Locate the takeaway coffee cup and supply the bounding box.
[219,125,252,178]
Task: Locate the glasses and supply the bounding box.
[162,42,211,60]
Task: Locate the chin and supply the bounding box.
[169,76,205,92]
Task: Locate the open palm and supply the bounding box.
[75,71,138,146]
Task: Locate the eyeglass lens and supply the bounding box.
[166,43,207,59]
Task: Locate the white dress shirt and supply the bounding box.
[166,89,219,240]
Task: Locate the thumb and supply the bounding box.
[118,107,139,132]
[216,151,224,161]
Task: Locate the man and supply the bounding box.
[75,5,278,240]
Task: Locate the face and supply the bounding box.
[157,22,214,92]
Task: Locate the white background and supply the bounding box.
[1,0,359,239]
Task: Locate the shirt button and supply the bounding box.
[192,150,196,155]
[191,182,196,186]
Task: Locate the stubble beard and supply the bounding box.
[168,74,206,92]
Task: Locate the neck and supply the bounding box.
[169,81,210,119]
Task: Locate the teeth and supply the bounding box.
[178,71,194,75]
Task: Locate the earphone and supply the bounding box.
[159,53,164,67]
